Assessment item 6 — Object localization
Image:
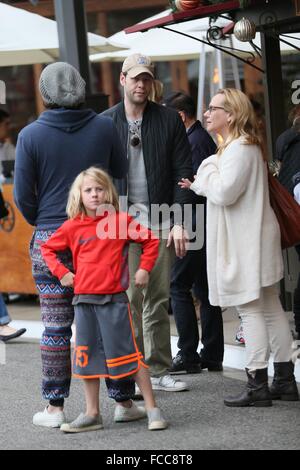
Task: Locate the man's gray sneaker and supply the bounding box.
[148,408,168,431]
[114,401,147,422]
[60,413,103,433]
[151,374,189,392]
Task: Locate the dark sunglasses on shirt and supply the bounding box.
[130,135,141,147]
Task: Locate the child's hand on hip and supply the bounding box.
[60,272,75,287]
[135,269,149,288]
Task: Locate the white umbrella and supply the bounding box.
[0,3,127,67]
[90,8,300,63]
[90,10,226,63]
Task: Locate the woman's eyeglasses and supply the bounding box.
[207,106,226,114]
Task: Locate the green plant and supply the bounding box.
[169,0,177,12]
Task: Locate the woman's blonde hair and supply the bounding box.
[66,167,119,219]
[216,88,265,158]
[149,79,164,104]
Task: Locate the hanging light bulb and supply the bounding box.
[233,17,256,42]
[213,67,219,85]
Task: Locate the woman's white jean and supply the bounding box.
[236,285,294,373]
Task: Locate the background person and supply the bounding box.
[276,106,300,341]
[0,109,15,176]
[163,91,224,373]
[149,79,164,104]
[0,294,26,342]
[0,109,26,342]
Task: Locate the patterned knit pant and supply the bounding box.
[30,229,135,402]
[30,229,74,401]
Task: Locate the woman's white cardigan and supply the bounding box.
[191,137,283,307]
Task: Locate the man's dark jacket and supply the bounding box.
[101,100,193,206]
[187,120,217,205]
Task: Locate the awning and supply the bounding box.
[0,3,127,67]
[124,1,241,34]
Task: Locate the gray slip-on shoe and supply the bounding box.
[147,408,168,431]
[60,413,103,433]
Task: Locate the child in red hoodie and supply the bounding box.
[41,167,168,433]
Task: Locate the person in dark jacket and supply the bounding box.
[102,54,193,395]
[14,62,128,428]
[0,109,26,342]
[276,105,300,340]
[163,92,224,373]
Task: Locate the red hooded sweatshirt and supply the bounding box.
[41,211,159,295]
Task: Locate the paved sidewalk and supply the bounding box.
[1,298,299,450]
[5,297,297,346]
[6,298,300,381]
[0,341,299,450]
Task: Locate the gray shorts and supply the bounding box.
[73,302,147,380]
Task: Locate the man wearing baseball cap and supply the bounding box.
[122,53,154,79]
[102,53,193,408]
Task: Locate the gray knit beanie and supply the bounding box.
[39,62,86,108]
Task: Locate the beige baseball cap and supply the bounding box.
[122,53,154,78]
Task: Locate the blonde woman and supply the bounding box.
[41,167,167,432]
[179,89,298,406]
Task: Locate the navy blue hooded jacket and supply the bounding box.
[14,108,127,228]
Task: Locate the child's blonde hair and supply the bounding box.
[66,167,119,219]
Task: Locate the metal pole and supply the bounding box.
[216,42,225,89]
[260,32,285,157]
[54,0,91,94]
[53,0,108,111]
[230,36,241,90]
[209,51,215,99]
[197,40,206,121]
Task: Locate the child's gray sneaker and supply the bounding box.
[147,408,168,431]
[114,401,147,422]
[60,413,103,433]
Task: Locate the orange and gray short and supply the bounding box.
[72,302,147,380]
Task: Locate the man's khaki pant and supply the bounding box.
[127,235,174,376]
